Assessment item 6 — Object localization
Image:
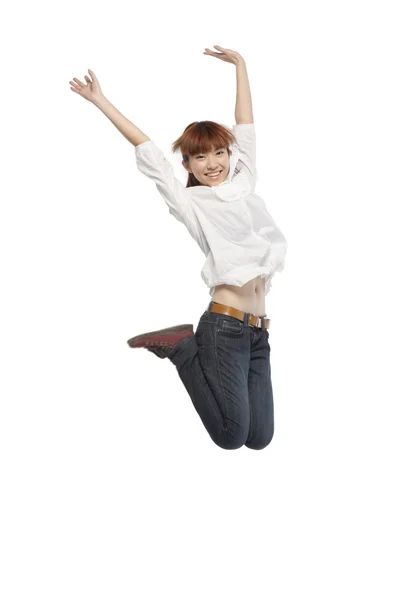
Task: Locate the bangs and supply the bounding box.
[178,121,233,159]
[185,134,230,158]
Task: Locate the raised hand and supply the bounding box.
[69,69,105,104]
[203,45,243,65]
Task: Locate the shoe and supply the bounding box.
[126,324,194,359]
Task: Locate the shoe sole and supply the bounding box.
[127,324,193,348]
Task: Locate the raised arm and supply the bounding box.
[94,96,150,147]
[232,55,257,187]
[69,68,150,147]
[203,46,254,124]
[234,57,254,125]
[232,56,257,187]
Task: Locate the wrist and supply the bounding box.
[235,56,246,67]
[92,94,108,109]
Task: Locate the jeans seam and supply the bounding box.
[195,327,227,434]
[213,318,230,434]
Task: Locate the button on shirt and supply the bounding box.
[134,123,288,297]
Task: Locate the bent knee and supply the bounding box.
[245,429,274,450]
[215,425,248,450]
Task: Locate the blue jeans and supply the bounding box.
[167,301,274,450]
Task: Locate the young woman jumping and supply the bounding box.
[69,45,288,451]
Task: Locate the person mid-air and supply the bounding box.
[69,45,288,450]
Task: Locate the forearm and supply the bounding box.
[93,96,150,147]
[235,59,254,124]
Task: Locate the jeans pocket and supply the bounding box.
[219,317,244,337]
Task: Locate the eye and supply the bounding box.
[196,150,224,159]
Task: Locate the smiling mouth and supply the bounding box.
[206,170,222,178]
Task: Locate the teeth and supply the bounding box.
[207,171,221,177]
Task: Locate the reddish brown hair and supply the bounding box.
[171,121,237,188]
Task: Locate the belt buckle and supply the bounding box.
[251,315,266,330]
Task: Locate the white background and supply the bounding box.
[1,1,399,598]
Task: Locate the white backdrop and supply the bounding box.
[1,0,399,598]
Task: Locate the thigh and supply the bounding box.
[246,328,274,450]
[196,311,251,439]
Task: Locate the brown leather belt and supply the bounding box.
[209,301,270,330]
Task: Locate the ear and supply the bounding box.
[182,159,191,174]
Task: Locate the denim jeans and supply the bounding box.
[167,301,274,450]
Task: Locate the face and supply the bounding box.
[183,146,231,186]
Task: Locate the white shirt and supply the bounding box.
[134,123,288,297]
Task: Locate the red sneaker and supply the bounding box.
[127,324,194,359]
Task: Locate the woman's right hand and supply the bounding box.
[69,69,105,104]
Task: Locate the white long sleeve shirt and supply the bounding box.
[134,123,288,297]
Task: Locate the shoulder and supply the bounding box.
[231,122,256,137]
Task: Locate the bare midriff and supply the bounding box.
[211,275,266,317]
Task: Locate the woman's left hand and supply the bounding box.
[203,45,244,65]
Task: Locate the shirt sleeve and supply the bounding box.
[231,123,258,189]
[134,139,191,225]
